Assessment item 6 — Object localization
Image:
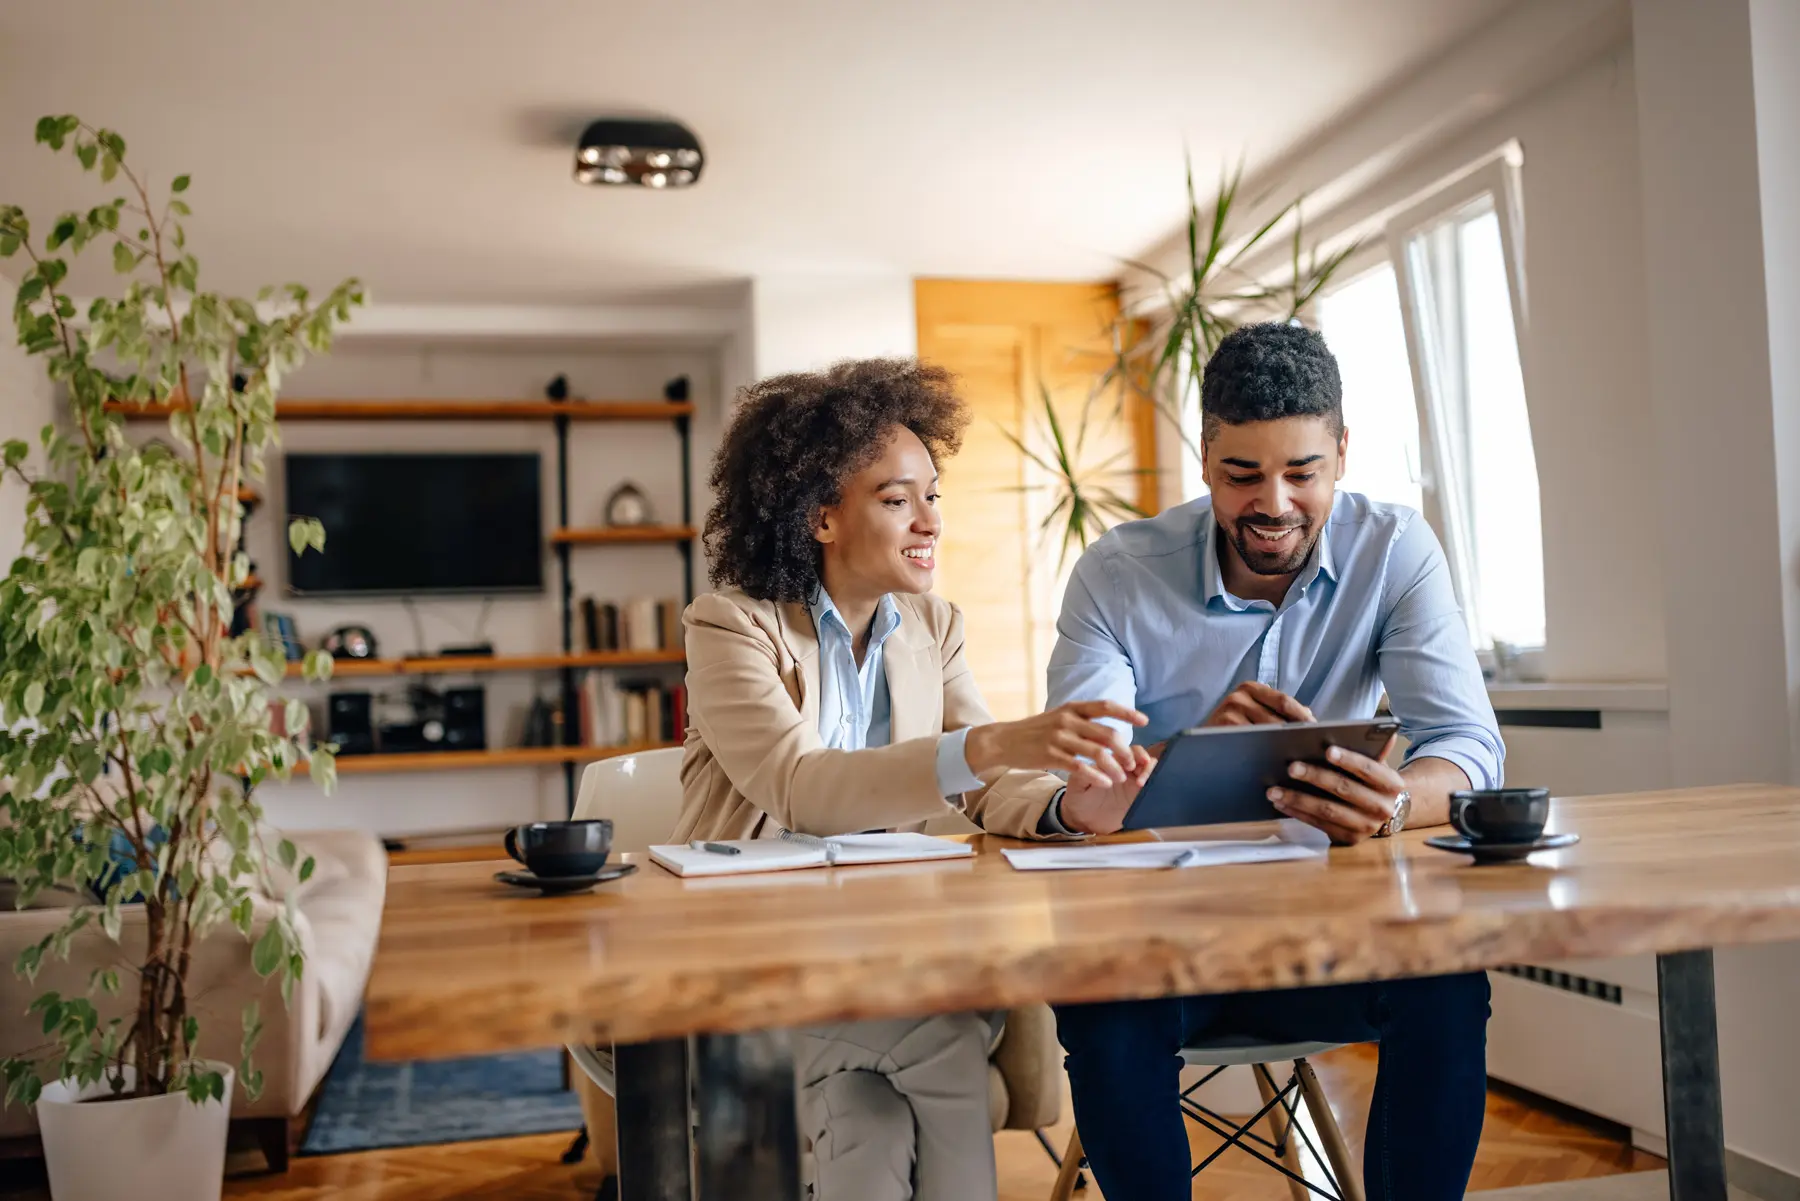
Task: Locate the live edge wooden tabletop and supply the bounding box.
[363,784,1800,1061]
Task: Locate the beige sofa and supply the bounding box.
[0,828,386,1170]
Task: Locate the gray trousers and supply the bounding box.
[791,1012,998,1201]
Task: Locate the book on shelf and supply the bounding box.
[581,596,600,653]
[573,669,685,747]
[578,595,680,654]
[260,611,303,661]
[625,597,659,652]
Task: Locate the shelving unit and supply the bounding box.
[106,399,695,423]
[145,394,698,811]
[318,741,680,777]
[294,649,686,678]
[549,525,697,546]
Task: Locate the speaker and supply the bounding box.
[443,686,487,751]
[328,691,375,756]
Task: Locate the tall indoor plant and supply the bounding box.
[0,116,360,1196]
[1016,159,1361,564]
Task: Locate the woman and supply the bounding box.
[676,358,1152,1201]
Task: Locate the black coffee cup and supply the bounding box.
[504,820,613,878]
[1450,788,1550,844]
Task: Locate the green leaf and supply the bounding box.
[277,839,297,870]
[169,199,191,218]
[298,856,315,883]
[172,174,190,193]
[0,234,17,257]
[112,241,136,274]
[22,680,44,718]
[251,922,282,977]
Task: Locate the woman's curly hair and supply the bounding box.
[703,358,969,603]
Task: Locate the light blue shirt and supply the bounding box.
[1046,491,1503,790]
[809,591,985,805]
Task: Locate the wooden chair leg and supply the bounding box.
[1255,1064,1310,1201]
[1295,1057,1364,1201]
[1049,1126,1085,1201]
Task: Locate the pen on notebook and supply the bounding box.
[689,840,741,856]
[1167,847,1203,869]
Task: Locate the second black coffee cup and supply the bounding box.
[1450,788,1550,843]
[504,820,613,878]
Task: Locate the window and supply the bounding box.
[1318,261,1423,515]
[1308,150,1544,656]
[1388,152,1544,652]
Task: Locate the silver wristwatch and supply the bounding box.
[1375,789,1412,838]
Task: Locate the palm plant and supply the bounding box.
[998,382,1150,568]
[1010,155,1363,563]
[1106,156,1363,440]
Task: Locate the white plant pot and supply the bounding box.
[36,1062,235,1201]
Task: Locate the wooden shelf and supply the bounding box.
[290,649,685,678]
[551,525,697,546]
[107,399,693,423]
[323,742,678,776]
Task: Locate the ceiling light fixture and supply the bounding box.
[574,118,704,188]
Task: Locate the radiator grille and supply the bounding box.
[1498,964,1623,1005]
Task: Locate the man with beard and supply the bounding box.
[1037,321,1504,1201]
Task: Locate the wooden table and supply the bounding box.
[368,784,1800,1201]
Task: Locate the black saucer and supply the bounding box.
[1424,832,1580,864]
[495,862,637,894]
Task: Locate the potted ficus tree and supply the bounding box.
[0,116,360,1200]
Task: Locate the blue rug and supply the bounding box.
[300,1014,583,1155]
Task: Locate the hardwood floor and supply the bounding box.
[0,1045,1661,1200]
[184,1046,1657,1201]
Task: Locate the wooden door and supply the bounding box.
[915,280,1157,719]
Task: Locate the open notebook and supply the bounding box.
[647,832,974,878]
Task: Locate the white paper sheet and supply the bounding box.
[1001,837,1324,872]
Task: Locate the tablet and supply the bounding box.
[1121,718,1401,830]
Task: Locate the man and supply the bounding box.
[1042,321,1504,1200]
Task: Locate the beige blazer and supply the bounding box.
[673,587,1064,842]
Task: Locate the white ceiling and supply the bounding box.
[0,0,1516,306]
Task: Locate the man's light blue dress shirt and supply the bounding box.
[1045,491,1503,789]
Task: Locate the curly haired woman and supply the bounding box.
[675,358,1153,1201]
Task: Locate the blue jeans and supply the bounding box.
[1054,973,1490,1201]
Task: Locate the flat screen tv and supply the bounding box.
[284,453,544,596]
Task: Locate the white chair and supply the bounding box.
[1051,1036,1364,1201]
[563,747,686,1201]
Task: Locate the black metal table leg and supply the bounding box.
[615,1039,694,1201]
[693,1031,803,1201]
[1657,950,1728,1201]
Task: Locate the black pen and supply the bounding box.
[689,840,741,856]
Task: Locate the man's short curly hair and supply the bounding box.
[703,358,969,603]
[1200,321,1343,441]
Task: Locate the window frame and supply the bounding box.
[1382,147,1541,662]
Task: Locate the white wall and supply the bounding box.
[249,340,721,838]
[0,272,57,569]
[1634,0,1800,1178]
[750,274,917,378]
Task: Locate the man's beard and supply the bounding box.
[1228,515,1319,577]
